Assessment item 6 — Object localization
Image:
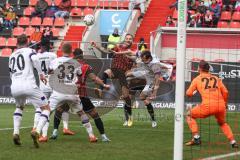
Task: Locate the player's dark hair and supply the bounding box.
[198,60,210,72]
[17,34,28,46]
[141,50,152,59]
[73,48,83,59]
[62,42,72,54]
[125,33,133,39]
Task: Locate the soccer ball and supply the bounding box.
[83,14,95,26]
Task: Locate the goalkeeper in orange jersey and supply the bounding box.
[185,60,238,148]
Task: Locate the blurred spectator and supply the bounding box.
[45,2,59,18]
[29,26,42,50]
[188,11,202,27]
[209,0,221,27]
[203,0,211,7]
[31,0,48,19]
[55,0,71,18]
[129,0,146,21]
[3,6,17,29]
[165,16,176,27]
[196,1,207,14]
[137,37,147,54]
[107,28,121,50]
[188,0,197,10]
[0,6,4,24]
[169,0,178,10]
[41,26,53,51]
[203,9,213,27]
[235,0,240,11]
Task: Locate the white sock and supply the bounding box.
[62,112,69,129]
[230,140,236,144]
[42,121,49,137]
[101,134,107,139]
[33,108,41,129]
[36,110,50,134]
[194,134,200,139]
[52,129,58,136]
[13,108,23,135]
[83,122,94,137]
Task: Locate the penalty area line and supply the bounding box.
[201,151,240,160]
[0,126,32,131]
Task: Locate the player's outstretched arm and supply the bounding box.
[91,41,112,55]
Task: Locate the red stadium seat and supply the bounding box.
[18,17,30,26]
[220,11,231,21]
[42,17,53,26]
[83,7,94,16]
[232,11,240,21]
[0,37,6,48]
[73,0,87,7]
[54,17,65,27]
[1,48,12,57]
[29,0,37,6]
[109,0,118,8]
[31,17,41,26]
[99,0,109,8]
[173,9,178,19]
[118,0,129,9]
[229,21,240,28]
[213,59,225,62]
[70,8,83,17]
[24,6,35,16]
[25,26,35,36]
[88,0,98,7]
[217,21,228,28]
[52,27,60,37]
[13,27,24,37]
[7,38,17,48]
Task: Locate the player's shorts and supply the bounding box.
[141,84,154,96]
[49,92,82,113]
[111,68,128,87]
[131,67,148,79]
[80,97,95,113]
[190,104,226,124]
[11,84,48,108]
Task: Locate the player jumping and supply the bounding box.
[185,60,238,148]
[125,50,161,127]
[91,34,135,127]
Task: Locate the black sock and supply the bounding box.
[100,72,109,90]
[124,97,132,117]
[146,103,155,121]
[94,117,105,135]
[124,104,129,121]
[54,112,61,130]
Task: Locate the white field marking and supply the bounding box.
[0,126,32,131]
[201,151,240,160]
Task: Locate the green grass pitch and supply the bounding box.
[0,105,239,160]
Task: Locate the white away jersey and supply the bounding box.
[37,52,57,93]
[9,47,39,86]
[49,56,81,95]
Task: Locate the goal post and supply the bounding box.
[173,0,188,159]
